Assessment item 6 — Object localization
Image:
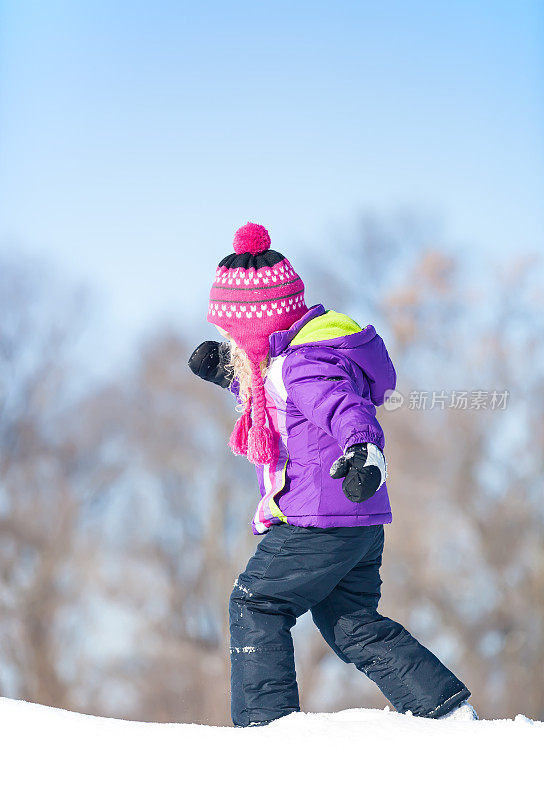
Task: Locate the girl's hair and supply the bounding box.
[225,336,269,403]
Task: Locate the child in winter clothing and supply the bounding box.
[189,223,475,727]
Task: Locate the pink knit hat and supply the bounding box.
[207,223,308,465]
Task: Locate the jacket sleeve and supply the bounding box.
[282,346,385,451]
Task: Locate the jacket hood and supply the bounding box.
[268,304,396,407]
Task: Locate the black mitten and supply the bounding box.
[329,442,386,503]
[188,341,233,388]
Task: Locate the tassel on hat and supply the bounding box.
[227,361,277,466]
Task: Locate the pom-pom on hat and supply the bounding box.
[233,222,271,255]
[207,223,308,466]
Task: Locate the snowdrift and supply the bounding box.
[1,697,541,799]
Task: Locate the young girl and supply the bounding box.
[189,223,476,727]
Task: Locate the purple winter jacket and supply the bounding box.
[230,303,397,535]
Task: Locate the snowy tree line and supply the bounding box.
[0,216,542,723]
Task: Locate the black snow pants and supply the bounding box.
[229,522,470,727]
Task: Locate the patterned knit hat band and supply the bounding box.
[207,259,306,359]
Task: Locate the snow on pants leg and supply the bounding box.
[229,522,470,727]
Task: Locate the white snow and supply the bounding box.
[1,697,541,799]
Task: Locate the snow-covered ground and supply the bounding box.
[1,697,542,799]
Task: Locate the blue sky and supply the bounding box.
[1,0,542,362]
